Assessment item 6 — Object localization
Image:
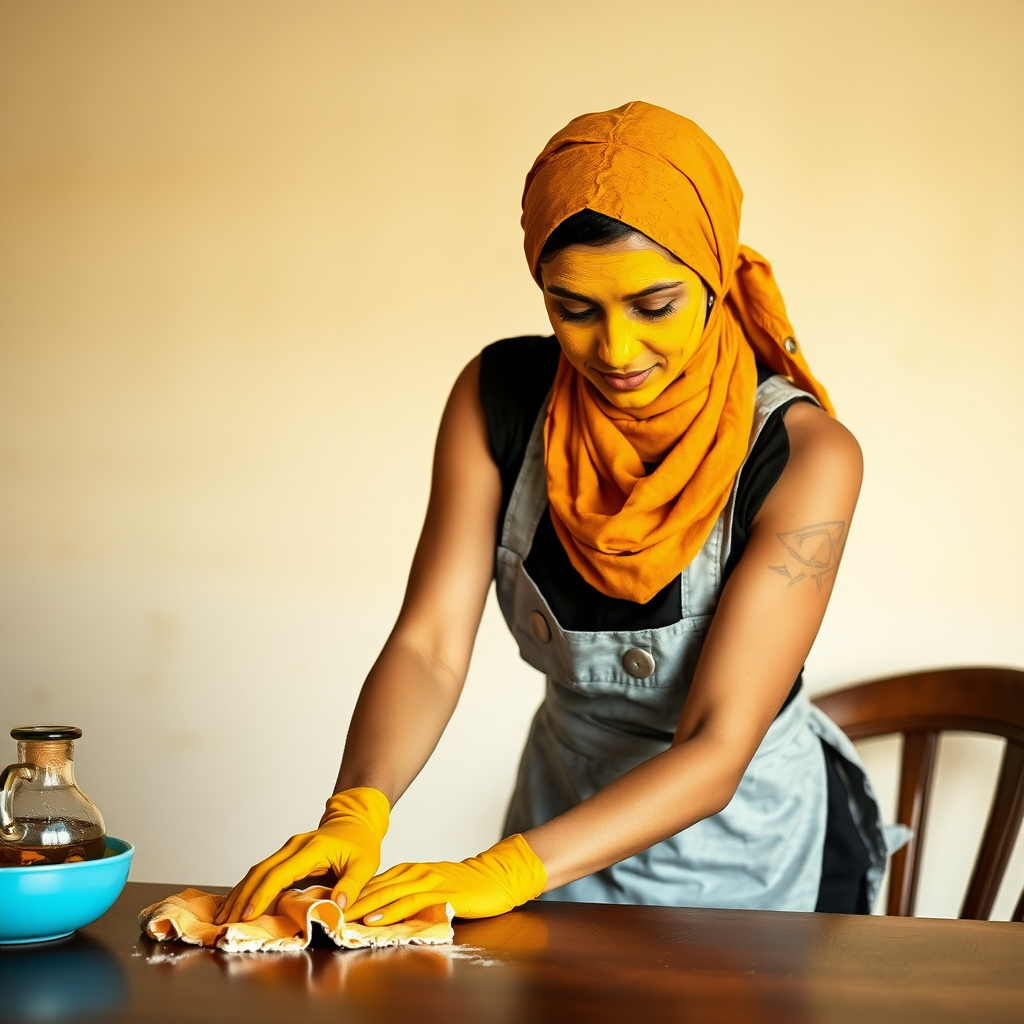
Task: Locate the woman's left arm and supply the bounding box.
[528,401,862,889]
[347,402,862,921]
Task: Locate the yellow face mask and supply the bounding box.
[540,240,708,409]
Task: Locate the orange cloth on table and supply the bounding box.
[522,101,834,604]
[139,887,454,953]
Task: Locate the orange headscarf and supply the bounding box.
[521,101,833,604]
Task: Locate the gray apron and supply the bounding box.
[498,375,892,911]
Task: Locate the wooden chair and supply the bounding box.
[813,667,1024,921]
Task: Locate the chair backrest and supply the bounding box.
[813,666,1024,921]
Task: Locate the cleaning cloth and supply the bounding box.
[139,886,454,953]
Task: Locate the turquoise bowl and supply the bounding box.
[0,838,134,945]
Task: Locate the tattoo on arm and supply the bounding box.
[768,521,846,592]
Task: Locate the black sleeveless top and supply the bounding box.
[479,335,808,632]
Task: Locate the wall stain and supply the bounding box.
[164,731,200,751]
[134,612,180,694]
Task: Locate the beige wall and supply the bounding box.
[1,0,1021,917]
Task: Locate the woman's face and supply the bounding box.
[540,234,708,409]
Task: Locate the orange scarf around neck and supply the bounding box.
[522,102,834,604]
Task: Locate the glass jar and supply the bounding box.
[0,726,106,867]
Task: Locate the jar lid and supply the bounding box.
[10,726,83,740]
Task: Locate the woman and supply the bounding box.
[217,101,889,929]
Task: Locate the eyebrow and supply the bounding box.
[545,281,684,303]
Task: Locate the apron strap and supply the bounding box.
[500,387,552,558]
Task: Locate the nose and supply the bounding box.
[597,310,642,368]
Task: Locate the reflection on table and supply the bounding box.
[0,932,128,1023]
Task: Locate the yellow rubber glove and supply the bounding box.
[346,834,547,926]
[215,787,390,924]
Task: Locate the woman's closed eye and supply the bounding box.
[556,305,597,323]
[634,302,675,320]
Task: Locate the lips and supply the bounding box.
[599,366,655,391]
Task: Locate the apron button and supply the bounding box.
[784,336,798,354]
[529,611,551,644]
[623,648,655,679]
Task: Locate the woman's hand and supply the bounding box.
[346,834,547,926]
[215,787,390,924]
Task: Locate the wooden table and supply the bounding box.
[1,882,1021,1023]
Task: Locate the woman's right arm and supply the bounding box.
[336,354,502,803]
[216,355,501,922]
